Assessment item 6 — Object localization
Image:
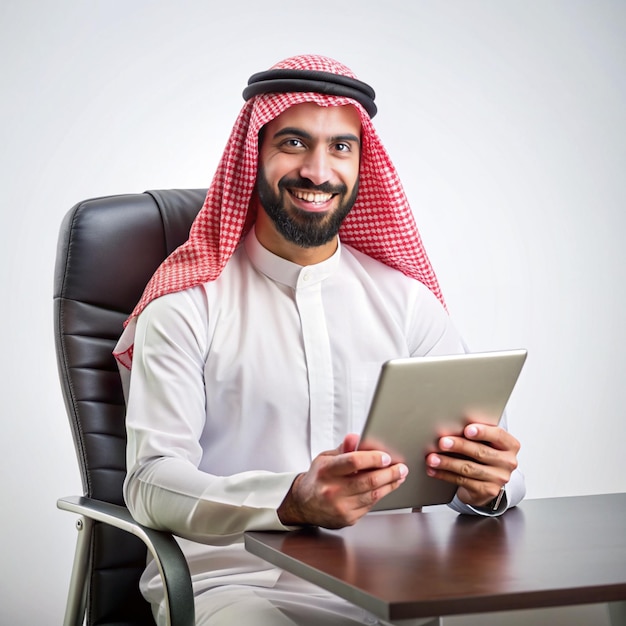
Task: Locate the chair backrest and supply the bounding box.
[54,189,206,626]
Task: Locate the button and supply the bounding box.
[302,273,311,282]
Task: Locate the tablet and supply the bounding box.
[358,349,527,511]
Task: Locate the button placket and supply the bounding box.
[295,269,334,458]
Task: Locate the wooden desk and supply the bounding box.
[245,493,626,625]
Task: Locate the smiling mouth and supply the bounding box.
[290,189,335,204]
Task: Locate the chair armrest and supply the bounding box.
[58,495,194,626]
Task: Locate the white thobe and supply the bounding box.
[120,228,525,619]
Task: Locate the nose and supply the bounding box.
[299,146,331,186]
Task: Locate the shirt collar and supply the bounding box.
[244,227,341,289]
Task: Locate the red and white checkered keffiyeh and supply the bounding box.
[114,55,445,369]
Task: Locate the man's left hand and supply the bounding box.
[425,423,520,508]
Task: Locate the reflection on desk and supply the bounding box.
[245,493,626,623]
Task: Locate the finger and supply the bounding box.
[320,434,361,458]
[438,429,519,474]
[348,464,409,508]
[331,450,393,476]
[426,452,507,486]
[425,459,505,505]
[340,433,360,454]
[464,423,521,453]
[350,462,409,493]
[438,435,501,467]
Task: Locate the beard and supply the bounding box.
[256,169,359,248]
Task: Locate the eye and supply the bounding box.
[281,138,305,150]
[335,142,351,152]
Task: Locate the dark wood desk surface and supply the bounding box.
[245,493,626,622]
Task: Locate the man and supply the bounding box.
[114,54,525,625]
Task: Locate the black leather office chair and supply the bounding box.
[55,189,207,626]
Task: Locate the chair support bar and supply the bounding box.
[58,495,194,626]
[62,515,92,626]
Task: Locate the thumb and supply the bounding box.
[340,433,360,453]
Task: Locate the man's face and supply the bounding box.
[256,102,361,248]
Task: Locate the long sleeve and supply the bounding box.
[123,288,298,545]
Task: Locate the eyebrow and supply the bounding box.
[272,127,361,147]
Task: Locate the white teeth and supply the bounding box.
[292,190,332,203]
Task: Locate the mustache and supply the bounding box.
[278,177,347,195]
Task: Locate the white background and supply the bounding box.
[1,1,624,624]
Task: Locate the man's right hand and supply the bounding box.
[277,433,408,529]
